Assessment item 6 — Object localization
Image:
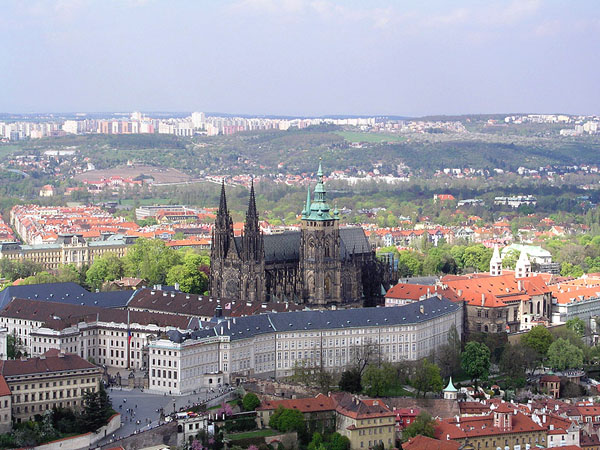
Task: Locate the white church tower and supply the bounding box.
[490,244,503,276]
[515,249,531,278]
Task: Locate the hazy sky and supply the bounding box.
[1,0,599,116]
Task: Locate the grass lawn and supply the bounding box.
[226,429,278,440]
[335,131,406,143]
[381,385,415,397]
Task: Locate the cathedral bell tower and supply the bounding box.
[210,181,234,298]
[241,180,265,301]
[300,161,342,304]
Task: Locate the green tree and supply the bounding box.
[85,253,124,291]
[166,251,209,294]
[55,264,81,283]
[242,393,260,411]
[462,244,493,272]
[412,359,443,398]
[328,432,351,450]
[461,341,490,387]
[547,338,584,371]
[7,331,26,359]
[396,251,423,277]
[362,363,396,397]
[123,238,181,285]
[81,384,113,431]
[566,317,586,338]
[269,406,305,434]
[521,325,554,357]
[402,412,436,441]
[339,368,362,394]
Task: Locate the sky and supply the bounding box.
[1,0,599,116]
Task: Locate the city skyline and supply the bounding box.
[1,0,599,116]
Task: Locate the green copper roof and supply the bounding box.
[444,376,457,392]
[302,161,338,221]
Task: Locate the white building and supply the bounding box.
[148,296,463,394]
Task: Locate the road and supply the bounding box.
[97,386,235,446]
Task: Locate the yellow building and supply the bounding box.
[0,350,102,423]
[0,233,135,270]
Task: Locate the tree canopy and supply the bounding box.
[547,338,584,371]
[521,325,554,357]
[461,341,491,386]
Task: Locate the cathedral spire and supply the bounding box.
[245,179,259,232]
[218,180,228,216]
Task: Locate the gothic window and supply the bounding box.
[325,276,331,298]
[325,241,330,258]
[307,274,315,295]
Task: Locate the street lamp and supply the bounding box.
[173,397,176,415]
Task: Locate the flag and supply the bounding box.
[128,329,132,346]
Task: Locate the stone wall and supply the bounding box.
[243,378,320,399]
[99,422,178,450]
[32,414,121,450]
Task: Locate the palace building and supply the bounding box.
[210,163,388,305]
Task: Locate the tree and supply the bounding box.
[55,264,81,283]
[269,406,305,434]
[547,338,584,371]
[7,331,26,359]
[123,238,182,285]
[349,342,381,376]
[242,393,260,411]
[499,342,540,379]
[566,317,586,339]
[81,384,113,431]
[339,368,362,394]
[402,412,436,441]
[85,253,124,291]
[166,251,209,294]
[328,432,351,450]
[436,324,461,377]
[461,341,490,388]
[362,363,396,397]
[521,325,554,357]
[412,359,443,398]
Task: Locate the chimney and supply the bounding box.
[174,283,180,291]
[420,305,424,314]
[481,294,485,306]
[518,280,523,291]
[458,289,462,297]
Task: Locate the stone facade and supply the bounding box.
[210,166,388,305]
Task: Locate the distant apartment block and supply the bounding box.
[494,195,537,208]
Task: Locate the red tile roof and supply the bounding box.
[403,435,461,450]
[257,393,335,413]
[0,353,98,377]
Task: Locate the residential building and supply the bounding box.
[435,404,547,449]
[258,393,395,450]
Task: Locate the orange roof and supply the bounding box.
[443,273,550,308]
[0,375,10,397]
[403,435,460,450]
[257,393,335,413]
[550,285,600,304]
[385,283,436,300]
